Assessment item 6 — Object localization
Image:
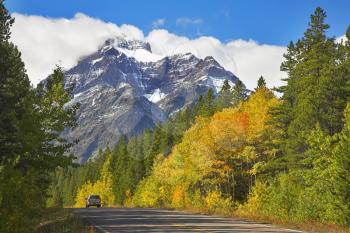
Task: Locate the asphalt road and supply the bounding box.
[73,208,305,233]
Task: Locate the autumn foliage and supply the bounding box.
[74,157,114,207]
[132,87,278,211]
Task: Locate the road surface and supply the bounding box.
[73,208,304,233]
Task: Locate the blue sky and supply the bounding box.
[6,0,350,46]
[5,1,350,89]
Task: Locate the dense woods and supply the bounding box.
[49,7,350,228]
[1,2,350,232]
[0,2,78,232]
[49,78,248,208]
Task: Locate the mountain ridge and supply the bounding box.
[62,37,242,162]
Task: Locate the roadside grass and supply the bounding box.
[160,205,350,233]
[231,211,350,233]
[35,207,95,233]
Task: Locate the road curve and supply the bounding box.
[73,208,304,233]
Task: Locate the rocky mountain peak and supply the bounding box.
[102,37,152,53]
[62,37,243,162]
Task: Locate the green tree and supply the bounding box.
[200,88,215,117]
[272,7,350,168]
[330,104,350,225]
[214,80,234,110]
[232,80,247,106]
[255,76,266,90]
[0,0,13,41]
[0,3,78,229]
[144,123,163,175]
[111,136,128,204]
[0,67,77,233]
[0,0,30,166]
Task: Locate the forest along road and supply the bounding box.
[73,208,305,233]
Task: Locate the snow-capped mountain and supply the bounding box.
[63,37,241,162]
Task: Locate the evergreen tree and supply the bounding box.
[214,79,234,110]
[141,128,153,161]
[0,0,13,41]
[193,95,204,115]
[0,1,30,165]
[125,137,142,195]
[111,136,128,204]
[200,88,215,117]
[144,123,162,175]
[172,108,194,143]
[232,80,247,106]
[271,7,350,167]
[333,104,350,225]
[256,76,266,90]
[0,2,77,231]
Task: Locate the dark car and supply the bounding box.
[86,195,101,208]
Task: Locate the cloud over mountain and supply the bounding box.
[11,12,287,89]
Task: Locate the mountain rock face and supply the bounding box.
[63,37,241,162]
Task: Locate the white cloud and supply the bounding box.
[152,18,165,28]
[336,34,347,44]
[10,13,287,89]
[176,17,203,26]
[146,30,286,89]
[10,13,144,85]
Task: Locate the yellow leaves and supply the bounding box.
[343,103,350,131]
[124,189,133,207]
[239,181,267,214]
[74,157,115,207]
[133,178,167,207]
[133,87,279,211]
[207,109,248,156]
[172,185,185,208]
[101,156,111,180]
[241,87,279,141]
[204,190,232,213]
[239,146,258,163]
[74,181,93,208]
[250,161,266,175]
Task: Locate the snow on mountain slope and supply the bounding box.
[207,76,235,93]
[103,37,163,63]
[144,88,167,103]
[118,47,163,62]
[62,37,243,162]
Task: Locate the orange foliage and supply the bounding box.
[172,185,186,208]
[133,87,279,209]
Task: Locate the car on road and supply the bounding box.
[86,195,101,208]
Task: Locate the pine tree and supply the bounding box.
[271,7,350,166]
[0,0,13,42]
[333,104,350,224]
[221,79,231,92]
[172,108,193,143]
[125,137,143,195]
[144,124,162,175]
[0,0,30,165]
[232,80,247,106]
[200,88,215,117]
[0,3,78,231]
[214,79,234,110]
[256,76,266,90]
[111,136,128,204]
[193,95,204,115]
